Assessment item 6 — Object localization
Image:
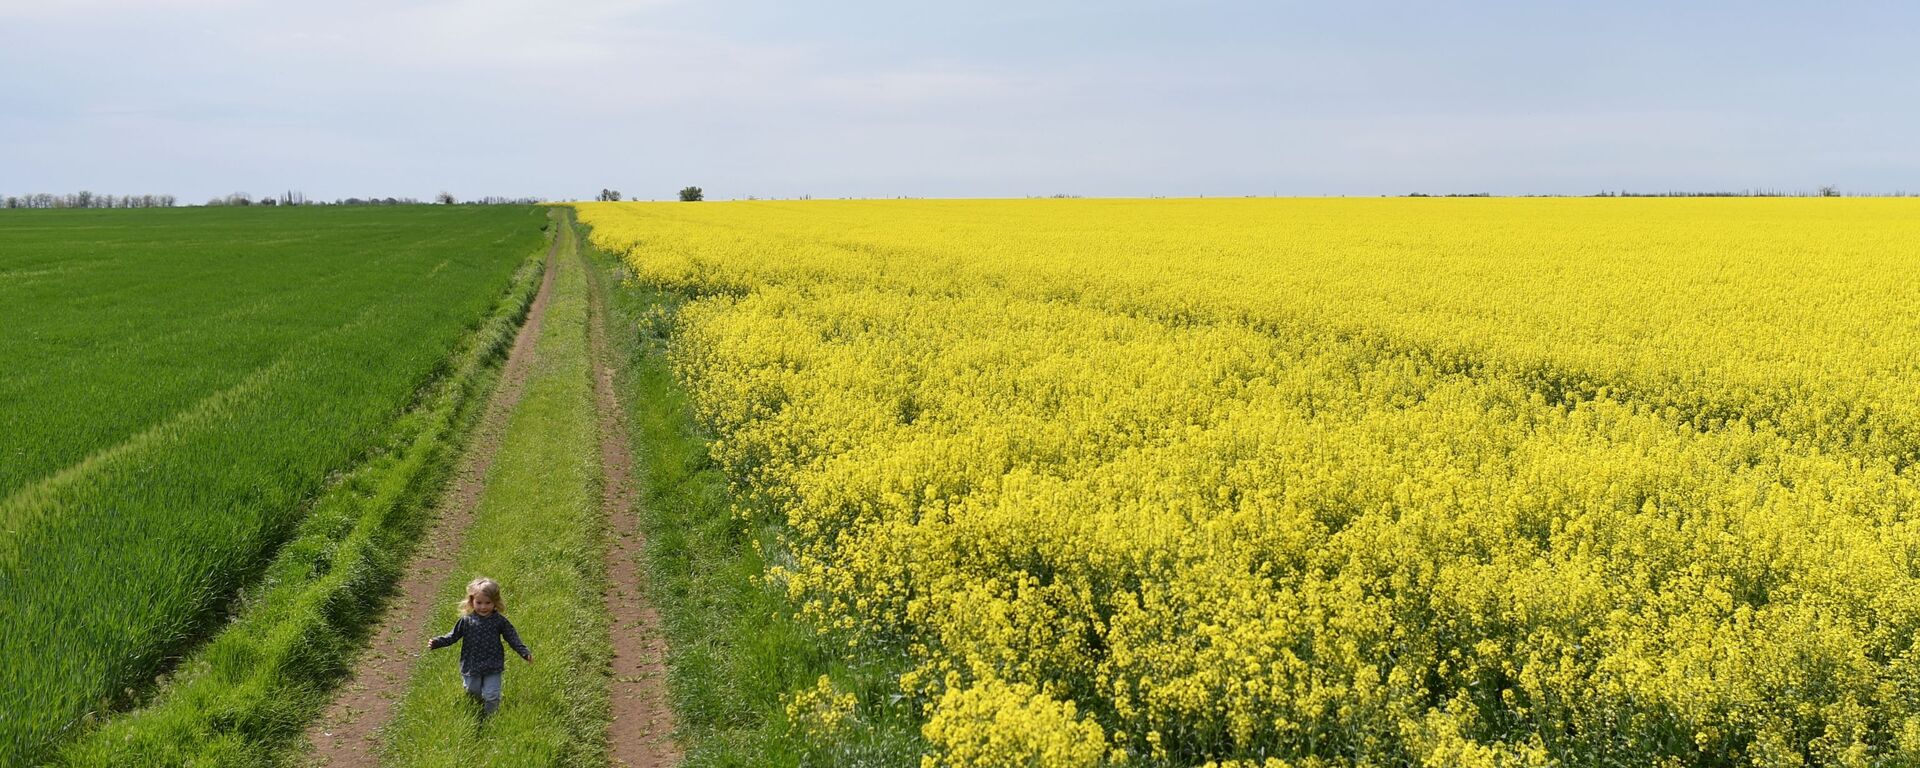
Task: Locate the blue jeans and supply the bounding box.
[462,671,503,714]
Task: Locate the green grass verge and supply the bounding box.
[49,237,551,767]
[574,214,921,767]
[381,210,609,767]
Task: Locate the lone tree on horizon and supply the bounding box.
[679,186,703,202]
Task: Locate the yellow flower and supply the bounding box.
[577,198,1920,766]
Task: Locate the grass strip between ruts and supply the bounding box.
[381,210,609,767]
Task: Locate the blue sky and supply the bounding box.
[1,1,1913,201]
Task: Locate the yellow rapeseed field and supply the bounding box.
[577,198,1920,767]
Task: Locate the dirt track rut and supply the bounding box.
[578,217,683,767]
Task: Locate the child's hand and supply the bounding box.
[524,654,534,664]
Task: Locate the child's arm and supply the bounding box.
[501,617,533,662]
[427,618,465,650]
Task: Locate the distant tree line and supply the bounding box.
[1581,187,1917,198]
[1398,187,1920,199]
[597,187,705,201]
[467,196,544,205]
[4,192,177,209]
[1586,187,1844,198]
[206,190,312,207]
[204,192,543,207]
[3,190,547,210]
[332,194,542,206]
[328,196,423,206]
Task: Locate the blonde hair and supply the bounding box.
[458,576,505,617]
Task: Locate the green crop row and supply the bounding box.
[0,207,532,500]
[50,236,548,766]
[0,206,546,764]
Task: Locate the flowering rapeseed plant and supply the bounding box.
[579,198,1920,767]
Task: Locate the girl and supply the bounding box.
[428,577,533,715]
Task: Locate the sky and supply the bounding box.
[1,0,1915,202]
